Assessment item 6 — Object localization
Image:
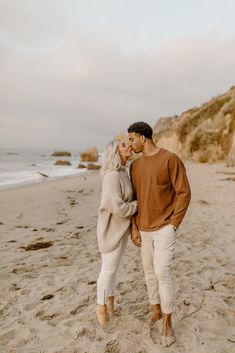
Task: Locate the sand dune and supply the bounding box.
[0,164,235,353]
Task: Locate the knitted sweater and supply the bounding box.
[97,168,137,254]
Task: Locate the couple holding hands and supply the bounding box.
[96,121,191,347]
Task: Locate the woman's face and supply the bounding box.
[118,139,133,159]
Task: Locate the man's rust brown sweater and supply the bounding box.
[130,148,191,231]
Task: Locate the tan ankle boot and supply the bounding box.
[96,304,108,326]
[107,296,115,317]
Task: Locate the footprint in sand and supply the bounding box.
[62,318,79,328]
[41,294,54,301]
[56,209,68,217]
[24,300,40,311]
[75,327,96,340]
[56,220,68,225]
[194,199,210,205]
[55,255,68,260]
[67,196,78,205]
[228,333,235,343]
[41,227,55,232]
[9,283,20,291]
[0,329,18,345]
[69,200,78,206]
[104,339,120,353]
[21,241,53,251]
[12,265,37,274]
[224,297,235,314]
[70,233,80,239]
[197,318,230,336]
[220,276,235,290]
[35,310,59,322]
[21,289,31,295]
[150,324,160,344]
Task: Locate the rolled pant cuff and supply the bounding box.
[150,300,161,305]
[161,303,174,314]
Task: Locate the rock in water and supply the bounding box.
[80,147,98,162]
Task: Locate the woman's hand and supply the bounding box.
[131,225,141,247]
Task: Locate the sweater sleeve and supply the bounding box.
[101,172,137,218]
[168,155,191,226]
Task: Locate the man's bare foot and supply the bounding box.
[160,313,175,347]
[150,304,162,323]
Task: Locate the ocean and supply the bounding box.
[0,148,101,189]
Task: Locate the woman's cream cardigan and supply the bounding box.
[97,168,137,254]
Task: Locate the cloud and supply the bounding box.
[0,0,68,46]
[0,1,235,149]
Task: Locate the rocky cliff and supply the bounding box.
[153,85,235,164]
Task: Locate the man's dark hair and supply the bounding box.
[128,121,153,139]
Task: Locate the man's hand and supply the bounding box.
[131,225,141,247]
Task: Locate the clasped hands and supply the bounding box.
[131,224,141,247]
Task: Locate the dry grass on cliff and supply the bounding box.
[177,95,232,144]
[153,86,235,163]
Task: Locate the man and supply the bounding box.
[128,121,191,347]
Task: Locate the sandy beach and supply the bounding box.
[0,163,235,353]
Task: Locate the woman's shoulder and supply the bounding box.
[103,170,120,181]
[104,169,129,183]
[102,171,123,191]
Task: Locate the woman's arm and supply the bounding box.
[101,172,137,218]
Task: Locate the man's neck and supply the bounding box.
[143,141,160,157]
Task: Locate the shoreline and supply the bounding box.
[0,158,229,192]
[0,146,102,191]
[0,169,91,192]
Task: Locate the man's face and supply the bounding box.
[128,132,145,153]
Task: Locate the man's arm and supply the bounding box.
[169,155,191,228]
[129,162,141,246]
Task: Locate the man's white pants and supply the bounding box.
[140,225,176,314]
[97,233,128,305]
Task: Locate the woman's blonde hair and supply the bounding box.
[101,140,122,176]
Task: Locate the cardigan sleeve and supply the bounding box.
[101,172,137,218]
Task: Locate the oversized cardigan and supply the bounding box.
[97,168,137,254]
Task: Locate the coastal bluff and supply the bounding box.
[153,85,235,165]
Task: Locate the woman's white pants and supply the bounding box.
[97,233,128,305]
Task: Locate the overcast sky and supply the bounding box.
[1,0,235,150]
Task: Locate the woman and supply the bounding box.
[96,137,137,326]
